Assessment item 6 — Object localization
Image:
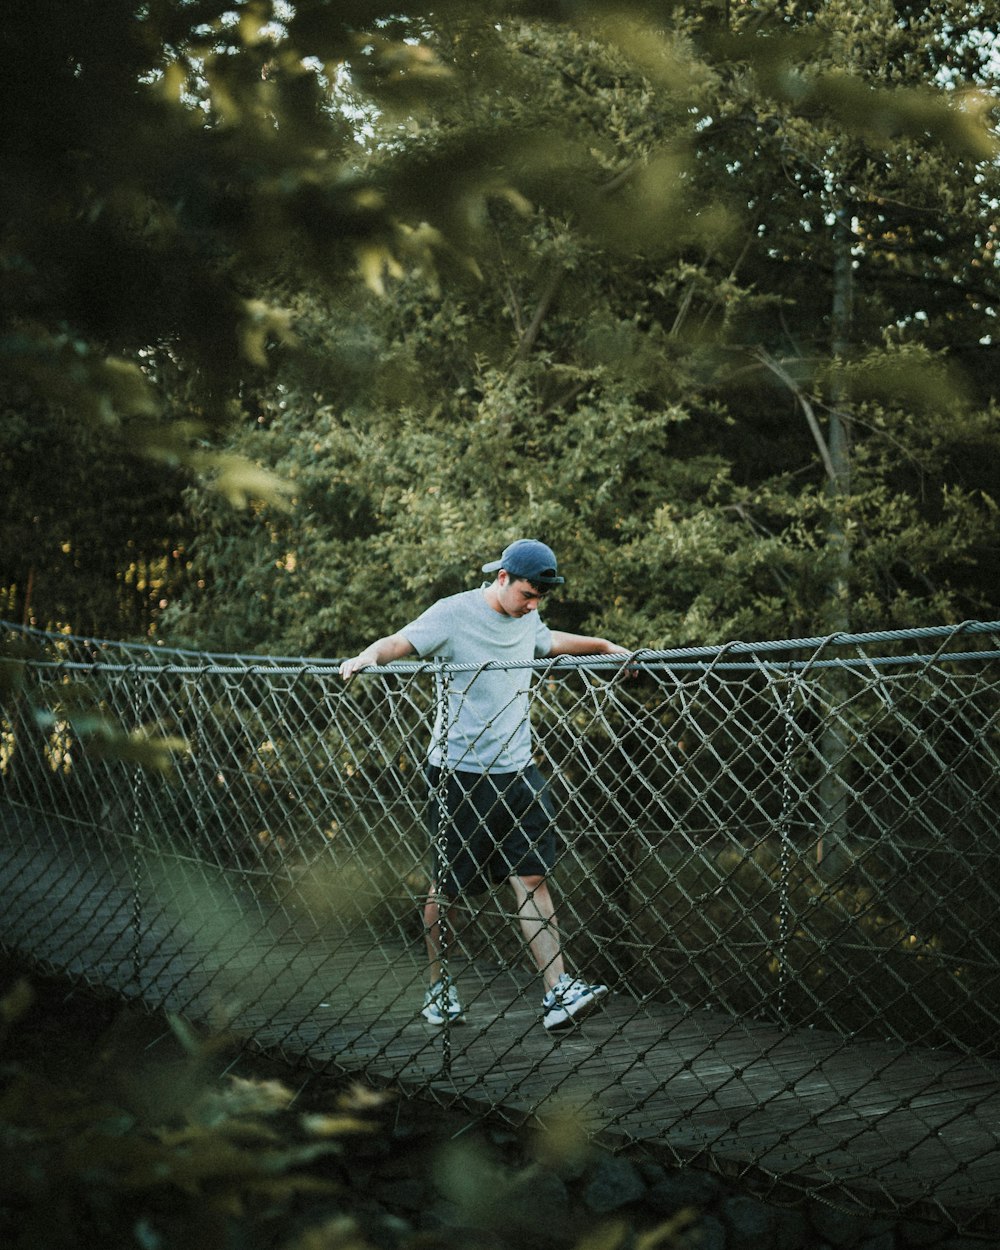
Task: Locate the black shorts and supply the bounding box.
[426,764,558,896]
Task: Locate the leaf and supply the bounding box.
[336,1082,395,1113]
[98,358,160,419]
[83,727,190,774]
[299,1113,374,1137]
[803,74,998,160]
[0,978,35,1026]
[357,243,404,295]
[576,1221,629,1250]
[195,1075,296,1122]
[166,1013,206,1058]
[195,451,296,511]
[240,300,298,368]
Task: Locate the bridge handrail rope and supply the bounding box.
[4,617,999,668]
[1,618,999,1233]
[10,648,1000,681]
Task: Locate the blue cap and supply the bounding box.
[482,539,564,586]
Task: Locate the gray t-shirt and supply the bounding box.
[401,586,553,772]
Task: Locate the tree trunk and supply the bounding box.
[816,207,854,878]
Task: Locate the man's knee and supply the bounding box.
[513,874,550,902]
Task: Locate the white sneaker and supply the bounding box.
[421,978,465,1026]
[541,974,608,1031]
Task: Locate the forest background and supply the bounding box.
[2,0,999,655]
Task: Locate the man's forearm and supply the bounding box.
[548,631,630,657]
[340,632,414,680]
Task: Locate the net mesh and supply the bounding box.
[2,619,999,1231]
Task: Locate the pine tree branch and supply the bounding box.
[513,268,564,363]
[753,348,840,487]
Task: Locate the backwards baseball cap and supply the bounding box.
[482,539,565,586]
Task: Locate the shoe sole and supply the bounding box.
[421,1011,466,1026]
[543,985,609,1032]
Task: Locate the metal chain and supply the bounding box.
[775,672,799,1029]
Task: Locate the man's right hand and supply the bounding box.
[339,655,372,682]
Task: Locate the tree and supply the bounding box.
[0,393,193,635]
[0,0,532,633]
[162,3,1000,657]
[2,3,997,647]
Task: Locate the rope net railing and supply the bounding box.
[2,619,999,1230]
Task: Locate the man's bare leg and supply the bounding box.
[510,874,565,992]
[423,885,449,985]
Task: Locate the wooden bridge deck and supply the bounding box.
[240,945,1000,1229]
[2,819,999,1235]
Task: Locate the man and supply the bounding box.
[339,539,632,1032]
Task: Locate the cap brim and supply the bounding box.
[482,559,503,573]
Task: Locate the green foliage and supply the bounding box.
[0,979,382,1250]
[1,971,706,1250]
[3,1,1000,646]
[0,636,190,779]
[2,1,522,633]
[158,5,1000,655]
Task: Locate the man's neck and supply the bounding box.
[483,580,505,615]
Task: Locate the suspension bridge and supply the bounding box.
[2,619,999,1238]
